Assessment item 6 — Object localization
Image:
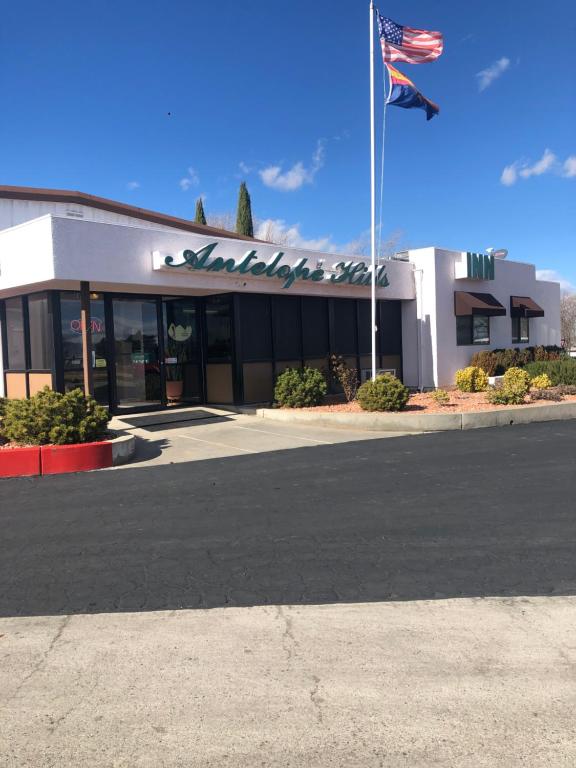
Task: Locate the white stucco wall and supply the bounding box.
[406,248,561,388]
[0,215,416,301]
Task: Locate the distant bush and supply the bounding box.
[486,384,526,406]
[0,387,109,446]
[503,367,531,396]
[274,367,327,408]
[455,366,488,393]
[556,384,576,396]
[530,388,563,402]
[523,359,576,386]
[530,373,553,390]
[430,389,451,406]
[471,346,564,375]
[357,373,409,412]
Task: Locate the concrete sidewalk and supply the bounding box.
[2,597,575,767]
[109,407,412,467]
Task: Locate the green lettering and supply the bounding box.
[237,251,259,273]
[165,242,218,268]
[265,252,284,276]
[250,261,268,275]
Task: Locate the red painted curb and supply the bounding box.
[40,442,113,475]
[0,447,42,478]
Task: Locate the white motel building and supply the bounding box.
[0,186,561,412]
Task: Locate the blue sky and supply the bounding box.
[1,0,575,288]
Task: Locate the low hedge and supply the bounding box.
[274,367,327,408]
[471,346,564,376]
[523,359,576,386]
[0,387,109,446]
[357,373,409,412]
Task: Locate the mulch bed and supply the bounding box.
[300,391,576,415]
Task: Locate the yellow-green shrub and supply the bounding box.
[455,366,488,393]
[430,389,450,406]
[503,367,531,396]
[530,373,552,390]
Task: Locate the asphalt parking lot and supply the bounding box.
[1,420,576,767]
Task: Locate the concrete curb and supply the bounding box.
[109,433,136,465]
[256,402,576,433]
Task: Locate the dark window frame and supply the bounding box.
[512,316,529,344]
[456,314,491,346]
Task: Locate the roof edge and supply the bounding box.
[0,185,256,242]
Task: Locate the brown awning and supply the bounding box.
[510,296,545,318]
[454,292,507,317]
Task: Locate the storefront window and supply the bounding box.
[28,293,54,370]
[456,315,491,346]
[60,292,108,403]
[206,295,232,360]
[512,316,529,344]
[5,297,26,369]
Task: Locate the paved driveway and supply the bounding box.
[110,407,411,467]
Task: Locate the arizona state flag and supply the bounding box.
[386,64,439,121]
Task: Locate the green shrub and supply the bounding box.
[530,373,552,390]
[455,366,488,392]
[524,359,576,386]
[502,367,531,396]
[357,373,409,412]
[274,367,327,408]
[486,384,526,406]
[0,387,109,446]
[430,389,451,406]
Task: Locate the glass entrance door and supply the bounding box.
[162,297,203,405]
[112,298,161,408]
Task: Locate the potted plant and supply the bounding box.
[164,325,191,403]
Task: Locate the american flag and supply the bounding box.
[377,13,443,64]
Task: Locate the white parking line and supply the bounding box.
[175,433,255,453]
[232,424,331,444]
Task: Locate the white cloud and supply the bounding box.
[259,141,325,191]
[500,164,518,186]
[476,57,510,92]
[255,218,400,258]
[519,148,557,179]
[126,181,140,190]
[562,156,576,178]
[238,161,253,174]
[179,167,200,191]
[500,148,560,186]
[536,269,576,294]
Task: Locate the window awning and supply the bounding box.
[454,292,507,317]
[510,296,545,318]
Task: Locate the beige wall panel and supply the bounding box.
[5,373,27,399]
[28,373,53,395]
[206,364,234,404]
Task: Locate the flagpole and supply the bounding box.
[369,0,377,381]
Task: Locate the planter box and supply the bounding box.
[0,446,42,478]
[41,441,113,475]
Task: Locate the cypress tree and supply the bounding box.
[236,182,254,237]
[195,197,207,226]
